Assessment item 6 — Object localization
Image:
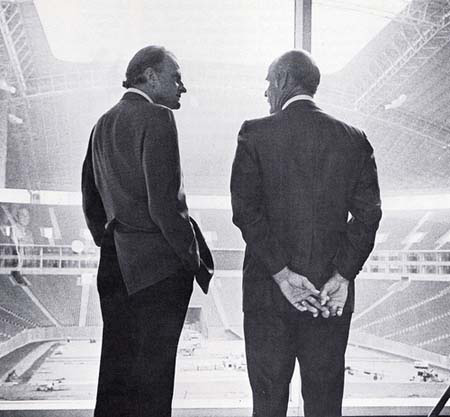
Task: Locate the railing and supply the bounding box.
[1,244,450,277]
[0,243,100,273]
[364,250,450,276]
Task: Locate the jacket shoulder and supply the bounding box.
[239,112,283,139]
[318,109,365,137]
[99,100,174,128]
[319,110,373,153]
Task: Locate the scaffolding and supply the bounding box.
[0,1,46,189]
[25,68,121,97]
[1,0,450,192]
[355,0,450,110]
[0,0,35,95]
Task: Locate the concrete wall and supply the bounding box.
[350,330,450,370]
[0,326,102,359]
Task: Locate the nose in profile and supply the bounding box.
[264,89,268,98]
[179,83,187,94]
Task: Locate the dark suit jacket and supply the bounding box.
[230,100,382,312]
[82,92,213,295]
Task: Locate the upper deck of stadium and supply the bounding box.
[1,0,450,194]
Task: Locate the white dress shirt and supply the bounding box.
[282,94,314,110]
[126,87,153,104]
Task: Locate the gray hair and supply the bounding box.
[123,45,171,88]
[276,49,321,95]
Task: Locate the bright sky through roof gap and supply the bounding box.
[35,0,409,74]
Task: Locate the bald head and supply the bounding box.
[274,50,320,95]
[265,49,321,114]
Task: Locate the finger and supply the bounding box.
[327,300,341,317]
[302,279,320,295]
[337,307,344,317]
[330,305,338,316]
[305,295,327,312]
[319,287,329,306]
[321,308,330,318]
[301,300,319,317]
[294,302,307,312]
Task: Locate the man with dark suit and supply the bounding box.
[230,50,382,417]
[82,45,213,417]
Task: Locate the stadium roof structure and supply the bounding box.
[0,0,450,193]
[0,0,124,190]
[319,0,450,191]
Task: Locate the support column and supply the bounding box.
[294,0,312,52]
[0,97,7,187]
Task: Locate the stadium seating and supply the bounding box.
[353,281,449,334]
[374,210,426,250]
[191,209,244,250]
[352,280,450,356]
[53,206,87,245]
[389,312,450,350]
[27,275,82,326]
[213,277,243,332]
[1,203,450,360]
[353,279,395,314]
[0,275,52,327]
[27,204,53,245]
[0,309,28,338]
[410,210,450,250]
[419,335,450,356]
[190,285,226,338]
[86,284,102,327]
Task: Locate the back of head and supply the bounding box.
[277,49,320,95]
[123,45,170,88]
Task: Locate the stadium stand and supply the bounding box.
[419,334,450,355]
[353,281,450,347]
[1,203,450,352]
[26,275,81,326]
[0,202,95,248]
[410,210,450,250]
[389,313,450,353]
[374,210,427,250]
[190,286,226,339]
[86,284,102,327]
[0,275,52,327]
[1,196,450,355]
[385,294,450,342]
[0,310,27,338]
[213,277,243,336]
[27,204,53,245]
[353,278,396,313]
[191,209,244,250]
[53,205,88,245]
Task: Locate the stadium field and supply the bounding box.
[0,340,448,404]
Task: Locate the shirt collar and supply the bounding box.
[125,87,153,104]
[282,94,314,110]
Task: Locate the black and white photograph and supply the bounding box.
[0,1,450,416]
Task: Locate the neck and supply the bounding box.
[130,85,156,100]
[282,88,312,104]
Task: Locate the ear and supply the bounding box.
[143,67,158,87]
[278,70,289,90]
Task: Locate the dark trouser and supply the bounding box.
[244,309,352,417]
[94,237,193,417]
